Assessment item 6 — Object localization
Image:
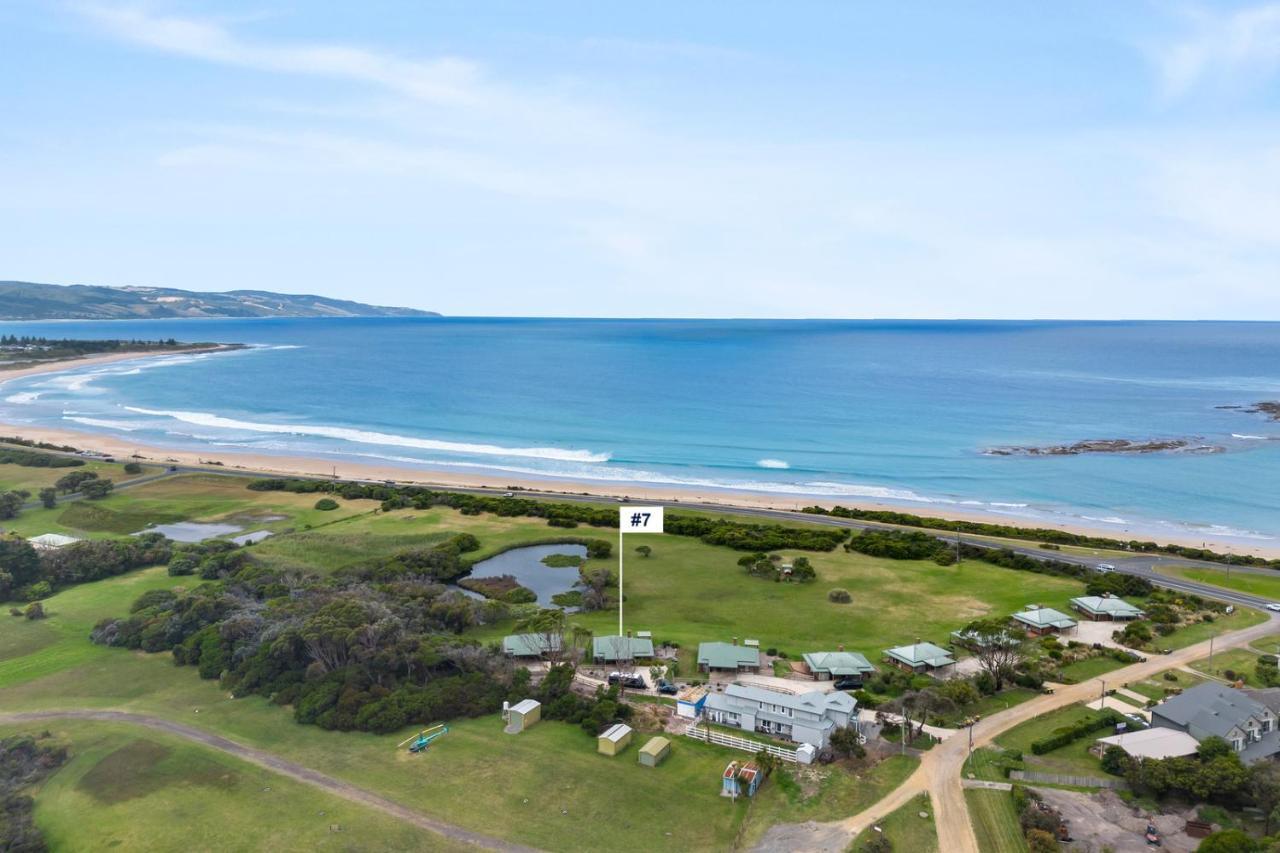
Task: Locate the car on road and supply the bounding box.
[503,491,515,497]
[607,672,647,689]
[1268,603,1280,612]
[1096,563,1116,573]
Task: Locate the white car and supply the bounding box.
[1096,563,1116,573]
[1267,603,1280,612]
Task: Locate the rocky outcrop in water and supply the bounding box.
[986,438,1223,456]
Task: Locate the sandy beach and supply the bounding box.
[3,349,1278,559]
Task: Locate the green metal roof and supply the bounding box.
[801,651,875,676]
[697,642,761,669]
[1011,607,1077,629]
[883,642,955,668]
[502,633,561,656]
[591,636,656,660]
[1071,596,1144,617]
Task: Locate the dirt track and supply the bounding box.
[0,709,537,853]
[754,612,1280,853]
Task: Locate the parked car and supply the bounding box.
[657,680,678,695]
[833,677,862,691]
[607,672,646,689]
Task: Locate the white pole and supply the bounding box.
[618,526,624,636]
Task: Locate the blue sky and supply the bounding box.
[1,2,1278,318]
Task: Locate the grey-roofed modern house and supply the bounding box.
[948,628,1020,650]
[801,651,876,684]
[1070,594,1144,621]
[1151,682,1280,763]
[1011,606,1077,636]
[698,642,761,674]
[502,633,562,658]
[591,635,656,662]
[702,683,857,748]
[883,642,955,674]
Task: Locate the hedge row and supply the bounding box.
[1030,709,1125,755]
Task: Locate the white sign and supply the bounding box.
[620,506,663,534]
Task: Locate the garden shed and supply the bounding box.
[597,723,633,756]
[638,736,670,767]
[504,699,541,734]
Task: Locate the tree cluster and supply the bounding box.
[0,447,82,469]
[0,534,170,601]
[0,733,69,853]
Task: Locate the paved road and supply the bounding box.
[0,709,536,852]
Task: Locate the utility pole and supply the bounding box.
[1209,635,1215,671]
[1100,679,1106,710]
[955,526,962,564]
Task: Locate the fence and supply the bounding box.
[1009,770,1126,789]
[684,723,799,763]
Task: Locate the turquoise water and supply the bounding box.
[1,317,1278,542]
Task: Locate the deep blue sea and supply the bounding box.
[2,317,1278,543]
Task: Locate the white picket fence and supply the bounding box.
[684,722,799,763]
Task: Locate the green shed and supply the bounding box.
[638,736,671,768]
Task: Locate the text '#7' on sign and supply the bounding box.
[620,506,664,534]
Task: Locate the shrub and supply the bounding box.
[24,602,45,620]
[1163,671,1179,681]
[828,588,852,604]
[1030,709,1123,754]
[123,462,143,474]
[314,498,339,511]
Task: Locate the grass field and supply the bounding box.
[965,788,1027,853]
[1,473,377,538]
[1189,647,1261,681]
[1056,655,1128,683]
[1161,565,1280,602]
[1124,667,1205,702]
[988,704,1113,778]
[0,458,158,494]
[849,792,937,853]
[6,721,454,852]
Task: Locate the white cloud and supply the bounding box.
[1151,2,1280,98]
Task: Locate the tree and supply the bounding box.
[829,725,865,759]
[38,487,56,509]
[123,462,142,474]
[515,608,568,667]
[1249,761,1280,834]
[961,618,1027,692]
[54,470,97,493]
[634,545,651,558]
[790,556,816,582]
[0,491,22,520]
[24,601,45,620]
[1024,829,1058,853]
[80,478,114,499]
[1100,745,1131,776]
[314,498,339,511]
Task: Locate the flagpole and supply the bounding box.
[618,525,624,635]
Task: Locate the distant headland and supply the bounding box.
[0,280,438,321]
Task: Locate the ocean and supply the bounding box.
[1,317,1278,543]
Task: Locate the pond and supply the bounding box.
[137,521,244,543]
[462,543,588,605]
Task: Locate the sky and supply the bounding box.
[1,2,1279,319]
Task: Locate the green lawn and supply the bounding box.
[1161,565,1280,602]
[1190,647,1262,682]
[850,792,937,853]
[990,703,1113,778]
[938,688,1039,726]
[7,721,453,852]
[1161,607,1268,650]
[1056,655,1128,683]
[965,789,1027,853]
[737,755,919,849]
[1124,668,1205,702]
[0,458,158,494]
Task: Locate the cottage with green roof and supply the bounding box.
[502,633,562,658]
[1010,606,1077,636]
[1070,595,1145,621]
[801,650,876,684]
[591,635,655,663]
[697,641,761,674]
[883,641,955,674]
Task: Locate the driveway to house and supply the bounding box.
[753,611,1280,853]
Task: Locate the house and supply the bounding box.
[697,642,761,674]
[1150,683,1280,763]
[721,760,762,799]
[597,723,633,756]
[702,683,857,748]
[638,736,671,767]
[1070,594,1145,621]
[27,533,81,550]
[591,635,655,663]
[1011,606,1077,636]
[1093,728,1200,760]
[883,642,956,675]
[677,685,709,719]
[504,699,541,734]
[801,650,876,685]
[501,633,562,658]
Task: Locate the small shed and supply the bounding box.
[505,699,541,734]
[28,533,81,550]
[597,723,633,756]
[677,685,708,719]
[721,760,762,799]
[638,736,671,767]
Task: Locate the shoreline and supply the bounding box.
[3,349,1278,559]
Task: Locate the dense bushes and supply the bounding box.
[314,498,339,511]
[1,534,170,601]
[1030,709,1124,754]
[0,447,82,469]
[0,733,69,852]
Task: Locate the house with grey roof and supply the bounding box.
[1151,683,1280,763]
[591,635,656,663]
[702,683,857,748]
[801,651,876,684]
[883,642,955,675]
[1070,594,1144,621]
[949,628,1020,650]
[698,641,761,674]
[502,633,562,659]
[1011,606,1077,636]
